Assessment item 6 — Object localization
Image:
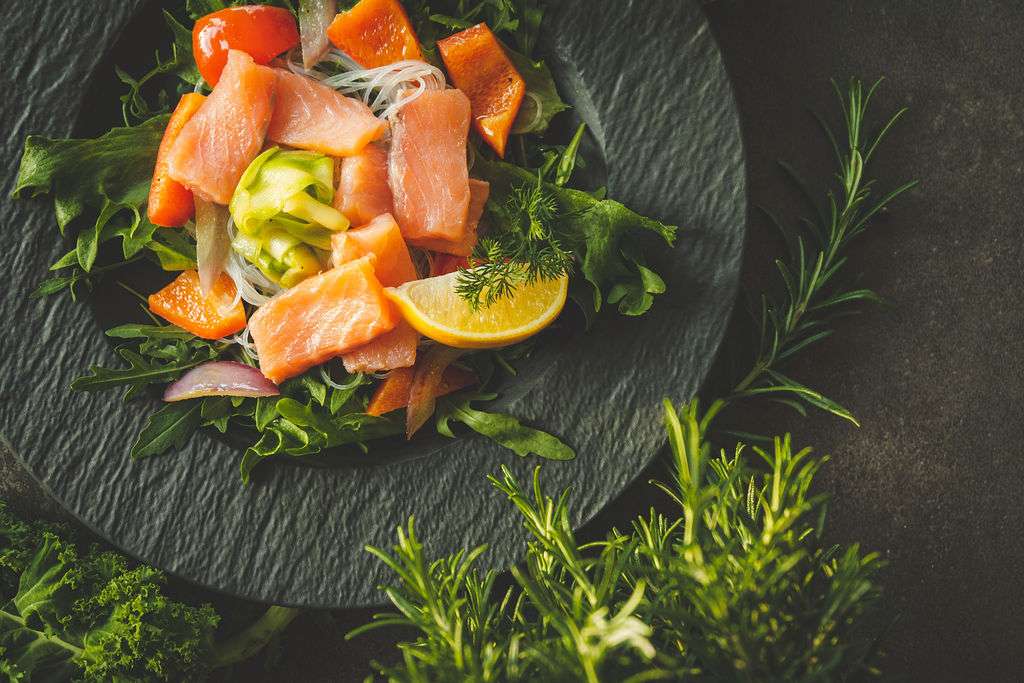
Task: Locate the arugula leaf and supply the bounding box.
[437,396,574,460]
[131,401,204,459]
[236,371,401,483]
[0,503,218,681]
[71,345,218,394]
[148,227,199,270]
[106,323,197,341]
[607,244,668,316]
[474,157,678,315]
[29,258,140,300]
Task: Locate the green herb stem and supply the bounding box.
[209,606,302,668]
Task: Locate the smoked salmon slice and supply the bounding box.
[249,256,397,383]
[166,50,276,205]
[334,143,393,226]
[266,69,386,157]
[342,323,419,374]
[389,88,472,250]
[409,178,489,256]
[332,214,420,373]
[331,214,418,285]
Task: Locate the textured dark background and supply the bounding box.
[3,1,1023,681]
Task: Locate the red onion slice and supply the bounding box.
[299,0,336,69]
[195,196,231,296]
[164,361,280,402]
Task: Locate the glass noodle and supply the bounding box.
[285,48,445,122]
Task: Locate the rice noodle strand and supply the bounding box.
[285,48,445,122]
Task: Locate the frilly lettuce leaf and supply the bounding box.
[506,49,571,136]
[14,115,174,296]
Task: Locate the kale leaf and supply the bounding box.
[0,502,219,682]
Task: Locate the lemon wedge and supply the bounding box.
[385,268,569,348]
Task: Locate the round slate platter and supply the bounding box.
[0,0,745,607]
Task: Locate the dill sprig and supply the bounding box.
[456,174,575,309]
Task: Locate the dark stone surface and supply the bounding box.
[700,1,1024,680]
[0,1,745,608]
[6,1,1022,681]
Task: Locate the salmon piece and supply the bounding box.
[325,0,423,68]
[342,323,419,374]
[335,143,393,226]
[249,256,397,383]
[267,69,386,157]
[148,270,246,340]
[333,214,420,373]
[408,178,489,256]
[331,214,418,285]
[390,89,472,250]
[166,50,276,205]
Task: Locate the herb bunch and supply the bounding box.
[457,176,574,309]
[350,77,912,681]
[351,401,883,681]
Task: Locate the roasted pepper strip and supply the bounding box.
[147,93,206,227]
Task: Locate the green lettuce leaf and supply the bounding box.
[507,48,570,136]
[14,114,169,278]
[474,157,678,316]
[164,10,202,86]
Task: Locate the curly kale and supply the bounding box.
[0,502,219,682]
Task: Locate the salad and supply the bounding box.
[15,0,678,482]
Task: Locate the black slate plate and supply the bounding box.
[0,0,745,607]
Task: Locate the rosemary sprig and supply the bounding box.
[456,174,575,309]
[702,77,918,430]
[351,401,884,681]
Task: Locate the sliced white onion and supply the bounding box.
[298,0,336,70]
[164,361,279,402]
[222,324,259,362]
[194,197,231,296]
[511,91,544,134]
